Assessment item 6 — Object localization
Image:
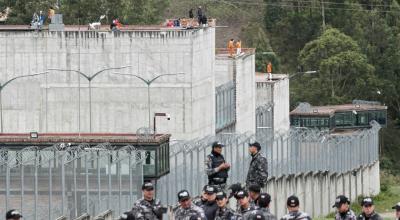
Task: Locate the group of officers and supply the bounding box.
[4,142,400,220]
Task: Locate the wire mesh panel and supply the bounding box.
[0,143,144,220]
[157,121,381,205]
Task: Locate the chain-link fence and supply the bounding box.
[0,143,144,220]
[157,121,381,205]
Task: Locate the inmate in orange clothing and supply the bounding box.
[227,39,235,56]
[267,62,272,73]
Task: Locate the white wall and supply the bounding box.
[0,28,216,140]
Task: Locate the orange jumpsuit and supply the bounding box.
[228,40,235,56]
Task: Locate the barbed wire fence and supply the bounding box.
[0,143,145,220]
[156,121,381,205]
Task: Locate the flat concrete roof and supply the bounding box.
[0,133,171,146]
[255,72,288,83]
[290,103,387,117]
[0,18,216,32]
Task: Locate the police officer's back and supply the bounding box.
[280,195,311,220]
[206,142,230,190]
[333,195,356,220]
[357,197,383,220]
[246,142,268,188]
[215,191,242,220]
[174,190,206,220]
[6,210,22,220]
[248,184,261,207]
[257,193,277,220]
[132,182,166,219]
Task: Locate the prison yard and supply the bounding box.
[2,0,400,220]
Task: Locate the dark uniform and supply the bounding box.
[333,195,356,220]
[356,212,383,220]
[257,193,276,220]
[132,198,163,219]
[174,190,207,220]
[198,185,218,220]
[357,197,383,220]
[280,211,311,220]
[246,142,268,187]
[235,190,262,220]
[336,210,357,220]
[216,207,242,220]
[281,196,311,220]
[174,205,206,220]
[206,142,229,190]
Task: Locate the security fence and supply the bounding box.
[0,144,144,220]
[156,121,381,205]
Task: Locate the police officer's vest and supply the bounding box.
[208,152,228,183]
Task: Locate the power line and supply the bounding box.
[203,0,400,14]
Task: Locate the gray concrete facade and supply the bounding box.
[0,28,218,140]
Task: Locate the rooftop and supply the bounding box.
[290,103,387,117]
[0,18,216,32]
[0,133,171,148]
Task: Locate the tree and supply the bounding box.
[295,28,377,105]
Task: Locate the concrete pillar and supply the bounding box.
[303,172,313,216]
[362,165,370,196]
[369,161,380,195]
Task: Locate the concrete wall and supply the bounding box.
[235,54,256,134]
[264,161,380,218]
[256,75,290,135]
[215,53,256,134]
[0,28,216,140]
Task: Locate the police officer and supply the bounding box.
[246,142,268,188]
[132,182,166,219]
[174,190,206,220]
[257,193,276,220]
[281,195,311,220]
[235,190,261,220]
[333,195,356,220]
[392,202,400,220]
[357,197,383,220]
[215,191,242,220]
[193,185,209,207]
[200,185,219,220]
[6,210,22,220]
[206,142,230,190]
[248,184,261,206]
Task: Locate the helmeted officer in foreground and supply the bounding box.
[215,191,242,220]
[235,190,262,220]
[6,210,22,220]
[174,190,206,220]
[357,197,383,220]
[280,195,311,220]
[131,182,166,219]
[199,185,219,220]
[257,193,276,220]
[206,141,230,190]
[392,202,400,220]
[333,195,356,220]
[193,185,210,207]
[246,142,268,188]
